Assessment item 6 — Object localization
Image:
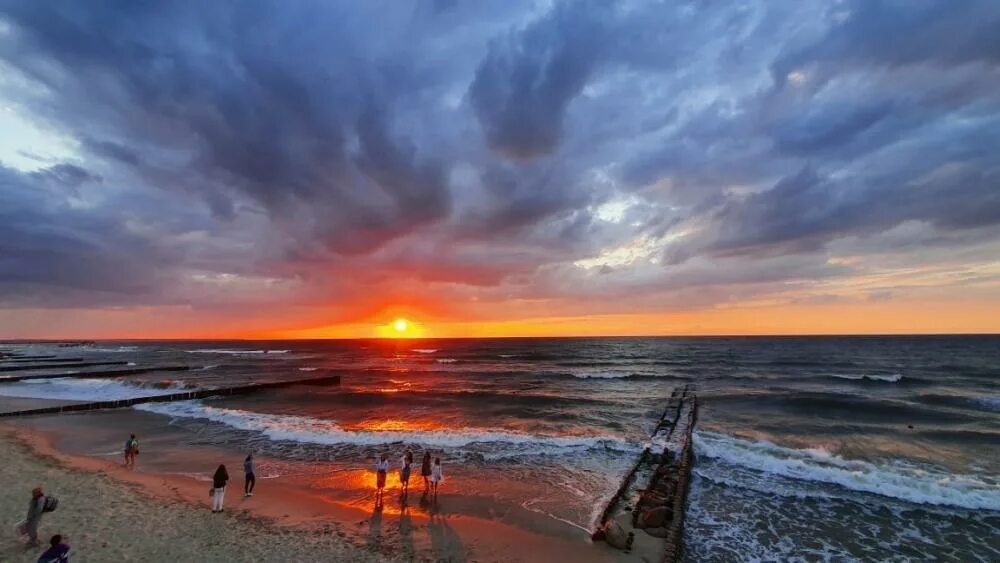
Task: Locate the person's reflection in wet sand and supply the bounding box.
[426,495,466,560]
[367,494,384,549]
[398,490,414,558]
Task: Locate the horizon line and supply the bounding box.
[2,332,998,343]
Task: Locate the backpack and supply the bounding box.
[42,496,58,513]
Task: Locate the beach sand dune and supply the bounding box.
[0,427,392,563]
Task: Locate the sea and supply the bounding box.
[1,336,997,561]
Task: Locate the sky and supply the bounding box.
[0,0,999,339]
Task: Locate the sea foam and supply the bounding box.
[0,378,181,401]
[830,373,903,383]
[135,401,634,453]
[694,431,1000,511]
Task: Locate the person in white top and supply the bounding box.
[430,457,444,496]
[375,454,390,500]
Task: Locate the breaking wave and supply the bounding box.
[135,401,636,453]
[829,373,902,383]
[0,378,182,401]
[694,431,1000,511]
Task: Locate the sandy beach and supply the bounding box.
[0,426,395,563]
[0,415,627,563]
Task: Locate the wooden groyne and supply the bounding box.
[592,385,698,563]
[0,373,342,418]
[662,394,697,563]
[0,360,128,373]
[1,357,85,364]
[0,365,191,383]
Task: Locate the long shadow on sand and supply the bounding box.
[421,491,466,561]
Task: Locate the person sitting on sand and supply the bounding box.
[23,487,47,547]
[400,449,413,492]
[430,457,444,495]
[123,434,139,468]
[420,452,432,490]
[243,453,256,497]
[37,534,70,563]
[375,454,389,498]
[211,464,229,513]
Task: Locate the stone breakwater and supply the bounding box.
[591,385,697,562]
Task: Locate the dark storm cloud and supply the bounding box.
[0,0,998,315]
[0,164,166,304]
[772,0,1000,84]
[468,1,609,159]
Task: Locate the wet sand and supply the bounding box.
[1,410,629,562]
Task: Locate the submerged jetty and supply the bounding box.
[0,373,342,417]
[0,360,128,372]
[0,346,342,418]
[0,365,191,383]
[593,385,698,562]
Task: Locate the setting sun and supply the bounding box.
[374,317,425,338]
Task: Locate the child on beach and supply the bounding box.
[430,458,444,495]
[37,534,70,563]
[420,452,432,489]
[211,464,229,513]
[400,450,413,492]
[243,453,256,497]
[375,454,389,497]
[123,434,139,468]
[21,487,46,547]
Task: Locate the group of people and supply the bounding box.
[374,449,443,500]
[18,434,447,558]
[17,487,70,562]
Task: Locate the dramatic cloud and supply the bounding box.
[0,0,998,336]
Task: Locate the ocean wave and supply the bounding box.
[694,431,1000,511]
[411,349,438,354]
[498,354,516,358]
[88,346,140,353]
[186,349,289,355]
[913,393,1000,413]
[0,377,182,401]
[298,367,319,371]
[135,401,635,452]
[829,373,902,383]
[436,358,458,363]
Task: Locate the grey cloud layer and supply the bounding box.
[1,0,998,315]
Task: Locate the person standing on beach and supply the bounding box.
[400,449,413,493]
[420,452,432,490]
[243,453,256,497]
[211,464,229,513]
[23,487,46,547]
[375,454,389,499]
[123,434,139,468]
[430,457,444,496]
[37,534,70,563]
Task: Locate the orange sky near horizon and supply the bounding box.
[2,296,998,340]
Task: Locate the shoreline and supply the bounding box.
[0,424,394,562]
[1,417,625,562]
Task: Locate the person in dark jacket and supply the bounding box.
[243,453,256,497]
[24,487,46,547]
[37,534,70,563]
[420,452,432,490]
[211,464,229,513]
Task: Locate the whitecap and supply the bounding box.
[0,378,181,401]
[694,431,1000,511]
[135,401,635,453]
[830,373,902,383]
